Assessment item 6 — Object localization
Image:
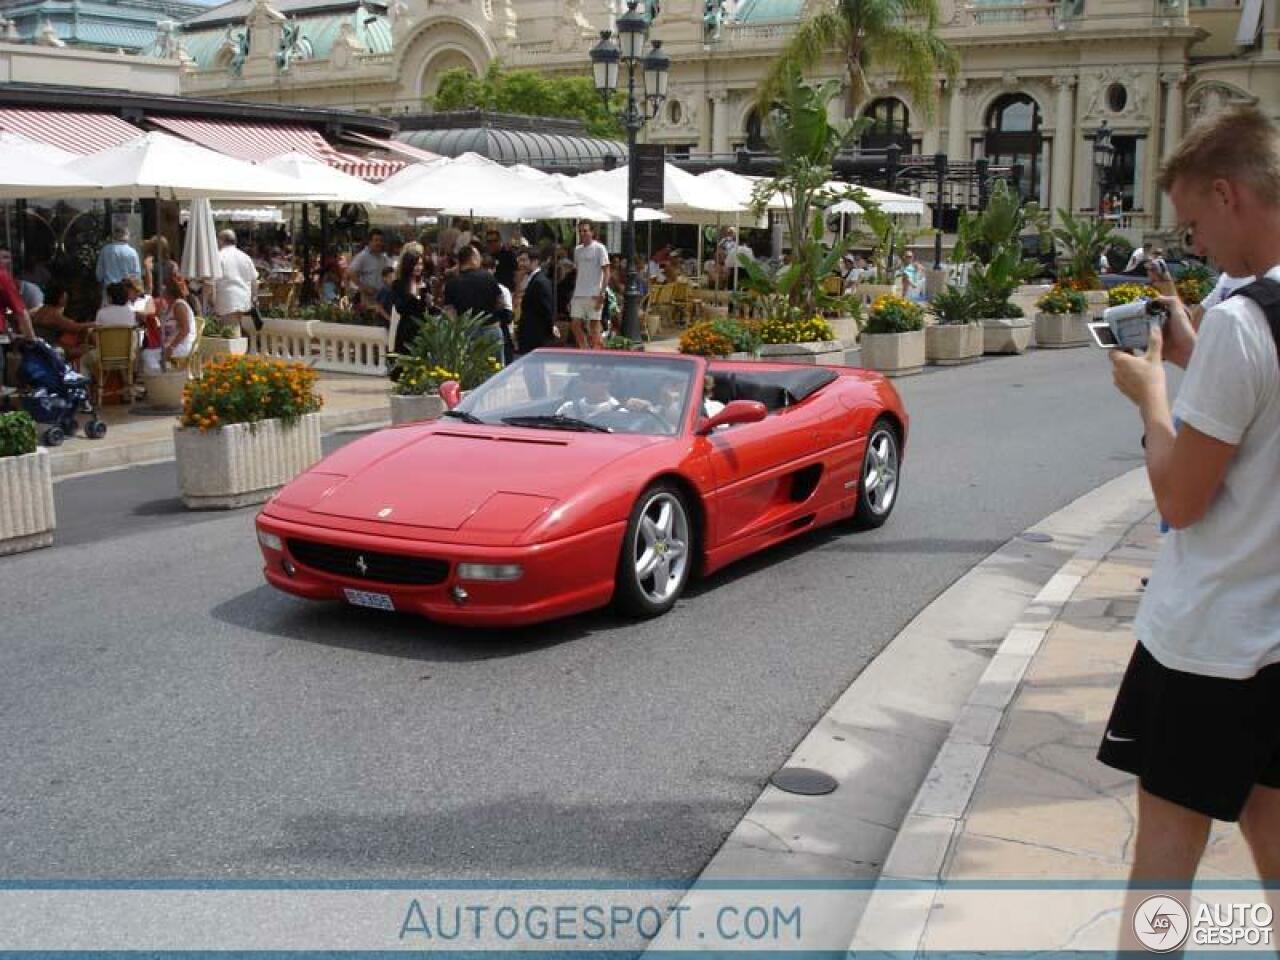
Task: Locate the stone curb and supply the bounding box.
[48,405,390,480]
[848,498,1156,953]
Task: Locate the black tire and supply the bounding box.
[86,420,108,439]
[851,416,901,530]
[614,482,695,619]
[42,426,64,448]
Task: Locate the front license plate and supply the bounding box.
[343,588,395,611]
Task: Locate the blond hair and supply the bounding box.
[1158,105,1280,207]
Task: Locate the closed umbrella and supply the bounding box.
[181,198,222,284]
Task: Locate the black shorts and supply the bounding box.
[1098,643,1280,821]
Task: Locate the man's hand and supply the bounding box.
[1110,323,1167,411]
[1144,261,1176,297]
[624,398,654,413]
[1152,295,1196,369]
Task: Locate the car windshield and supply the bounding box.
[455,352,699,437]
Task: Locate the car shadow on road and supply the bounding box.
[684,526,1006,597]
[209,586,613,662]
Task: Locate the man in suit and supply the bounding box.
[515,249,556,399]
[516,249,555,355]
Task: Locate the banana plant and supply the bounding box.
[1052,209,1117,288]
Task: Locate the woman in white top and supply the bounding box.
[160,273,197,363]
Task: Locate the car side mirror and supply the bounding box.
[697,399,767,435]
[439,380,462,410]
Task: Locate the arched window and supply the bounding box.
[984,93,1044,202]
[744,109,766,151]
[860,97,912,152]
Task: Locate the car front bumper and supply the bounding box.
[256,514,625,627]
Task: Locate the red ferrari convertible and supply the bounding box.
[255,350,907,626]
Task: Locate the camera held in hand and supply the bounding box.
[1089,299,1168,353]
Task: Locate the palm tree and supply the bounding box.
[756,0,958,119]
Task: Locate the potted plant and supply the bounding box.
[1033,285,1090,348]
[0,411,55,555]
[1108,282,1159,307]
[1053,210,1117,310]
[388,309,502,425]
[678,321,735,358]
[860,293,926,376]
[603,332,645,352]
[200,316,249,357]
[1177,262,1214,305]
[174,354,324,509]
[926,286,982,365]
[755,306,842,364]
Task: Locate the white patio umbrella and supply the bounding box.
[261,151,379,204]
[579,163,746,217]
[551,171,667,223]
[372,152,572,219]
[63,132,322,201]
[180,197,222,285]
[0,130,78,167]
[509,164,614,221]
[0,136,101,199]
[829,186,924,216]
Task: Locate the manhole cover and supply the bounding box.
[1020,532,1054,543]
[770,767,838,796]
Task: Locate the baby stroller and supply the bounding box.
[15,338,107,446]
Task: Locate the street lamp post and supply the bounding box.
[1092,120,1114,216]
[590,2,669,342]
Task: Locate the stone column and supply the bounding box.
[711,93,731,159]
[946,78,968,163]
[1159,72,1186,229]
[1051,75,1076,224]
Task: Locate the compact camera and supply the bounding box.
[1089,299,1168,353]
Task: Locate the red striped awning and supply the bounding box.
[0,109,143,154]
[344,130,443,165]
[150,115,402,181]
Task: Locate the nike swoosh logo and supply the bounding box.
[1105,731,1137,743]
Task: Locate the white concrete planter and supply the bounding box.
[1084,289,1109,312]
[141,370,188,410]
[926,322,983,365]
[828,314,861,344]
[175,412,322,510]
[860,329,926,377]
[0,448,55,555]
[202,336,249,358]
[982,317,1032,355]
[757,340,845,365]
[1034,312,1091,349]
[311,321,391,376]
[260,317,317,362]
[390,392,446,425]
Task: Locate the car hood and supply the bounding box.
[278,425,663,531]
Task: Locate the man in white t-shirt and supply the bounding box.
[214,230,260,338]
[570,220,609,350]
[1102,105,1280,932]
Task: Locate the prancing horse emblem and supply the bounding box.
[356,555,369,576]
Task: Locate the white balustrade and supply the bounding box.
[259,317,317,362]
[310,321,394,376]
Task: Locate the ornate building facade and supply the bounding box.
[168,0,1279,238]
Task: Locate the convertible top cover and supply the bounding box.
[709,367,839,411]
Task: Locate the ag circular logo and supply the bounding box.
[1134,895,1190,952]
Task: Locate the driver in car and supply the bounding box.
[555,367,621,420]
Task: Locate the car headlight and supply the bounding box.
[457,563,524,582]
[257,529,284,552]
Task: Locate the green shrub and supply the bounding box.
[0,411,38,458]
[390,309,502,392]
[930,286,978,325]
[1036,285,1087,315]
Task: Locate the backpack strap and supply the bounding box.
[1229,277,1280,369]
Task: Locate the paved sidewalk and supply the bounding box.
[48,372,391,478]
[854,508,1257,952]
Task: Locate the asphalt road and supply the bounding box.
[1,347,1149,882]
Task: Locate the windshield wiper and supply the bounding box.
[501,414,612,434]
[442,410,485,424]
